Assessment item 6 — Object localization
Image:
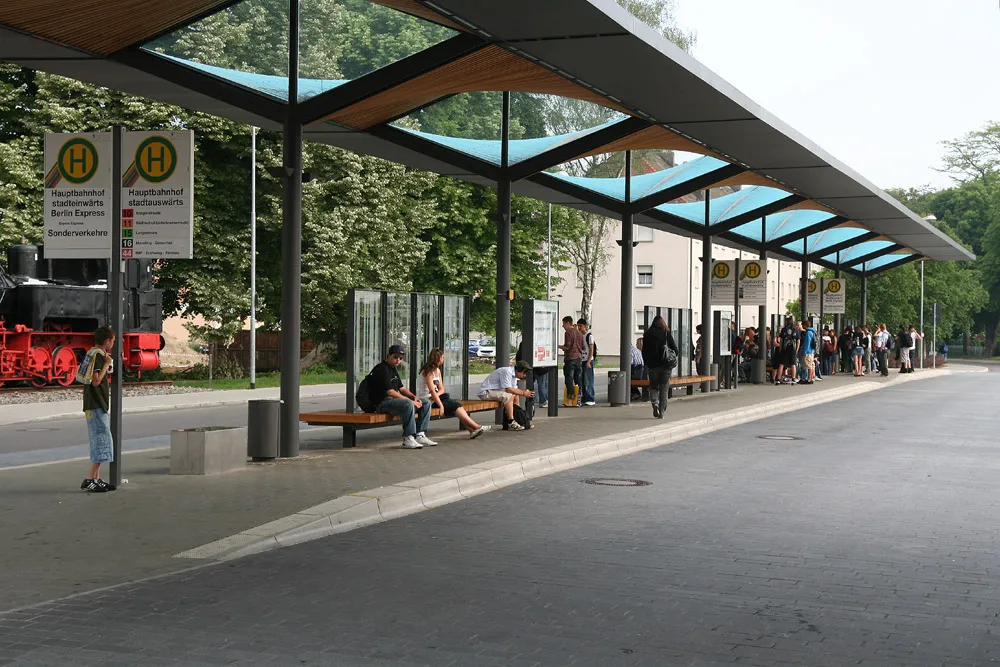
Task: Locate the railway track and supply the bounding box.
[0,380,173,394]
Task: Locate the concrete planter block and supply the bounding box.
[170,427,246,475]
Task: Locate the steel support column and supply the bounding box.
[800,239,808,322]
[860,272,868,326]
[109,126,124,488]
[279,0,302,458]
[754,216,767,383]
[834,256,842,338]
[700,190,713,392]
[618,150,633,405]
[495,91,512,369]
[920,259,925,368]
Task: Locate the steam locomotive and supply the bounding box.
[0,244,164,387]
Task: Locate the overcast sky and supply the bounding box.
[673,0,1000,191]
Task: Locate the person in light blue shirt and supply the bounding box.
[799,318,817,385]
[477,361,533,430]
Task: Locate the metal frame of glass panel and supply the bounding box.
[347,288,470,414]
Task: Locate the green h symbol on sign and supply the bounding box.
[144,144,166,172]
[69,146,88,173]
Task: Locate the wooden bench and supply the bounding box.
[300,399,502,448]
[630,374,717,398]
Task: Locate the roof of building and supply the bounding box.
[0,0,973,275]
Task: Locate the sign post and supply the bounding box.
[805,278,820,315]
[120,130,195,259]
[821,278,846,315]
[43,132,113,258]
[709,260,735,304]
[109,127,124,488]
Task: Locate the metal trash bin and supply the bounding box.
[608,370,628,406]
[247,399,280,461]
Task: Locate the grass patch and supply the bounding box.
[174,370,346,390]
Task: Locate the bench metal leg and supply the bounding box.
[343,427,356,449]
[687,385,695,396]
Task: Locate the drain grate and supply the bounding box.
[583,478,651,487]
[757,435,802,441]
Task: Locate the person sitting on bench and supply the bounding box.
[477,361,533,431]
[421,348,490,440]
[369,344,437,450]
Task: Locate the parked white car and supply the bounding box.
[476,339,496,358]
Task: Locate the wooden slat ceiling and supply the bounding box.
[0,0,232,56]
[324,45,629,129]
[369,0,466,31]
[711,171,788,192]
[579,125,723,160]
[781,200,839,215]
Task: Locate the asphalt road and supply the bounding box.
[0,378,610,466]
[2,370,996,666]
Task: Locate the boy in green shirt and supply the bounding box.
[80,327,115,492]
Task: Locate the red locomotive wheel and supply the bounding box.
[27,347,52,388]
[52,347,78,387]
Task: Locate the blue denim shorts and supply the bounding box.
[86,408,114,464]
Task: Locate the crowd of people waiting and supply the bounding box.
[738,317,927,385]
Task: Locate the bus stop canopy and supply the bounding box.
[0,0,975,276]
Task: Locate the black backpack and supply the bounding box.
[781,327,796,352]
[586,332,597,358]
[504,403,532,430]
[355,374,376,413]
[900,331,913,348]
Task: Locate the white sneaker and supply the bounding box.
[583,401,596,406]
[402,436,423,449]
[415,432,438,446]
[507,421,524,431]
[470,425,491,440]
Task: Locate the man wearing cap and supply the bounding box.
[368,345,437,449]
[477,361,533,431]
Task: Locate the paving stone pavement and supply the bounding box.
[2,369,998,666]
[0,370,892,611]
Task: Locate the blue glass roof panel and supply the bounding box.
[779,227,870,255]
[397,119,626,166]
[821,240,896,265]
[544,155,730,202]
[729,209,838,244]
[163,55,347,101]
[657,186,791,226]
[862,253,916,273]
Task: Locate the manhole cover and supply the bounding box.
[583,478,651,487]
[757,435,802,441]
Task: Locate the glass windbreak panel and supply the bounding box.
[386,292,412,390]
[443,296,464,398]
[353,290,383,388]
[414,293,440,390]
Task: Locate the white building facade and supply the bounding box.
[553,222,811,359]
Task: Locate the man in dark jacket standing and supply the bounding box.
[641,315,679,419]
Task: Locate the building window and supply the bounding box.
[636,264,653,287]
[635,310,646,332]
[635,225,654,242]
